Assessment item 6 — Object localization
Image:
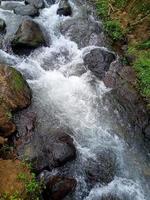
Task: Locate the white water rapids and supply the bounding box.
[0,0,149,199]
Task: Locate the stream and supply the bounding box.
[0,0,149,199]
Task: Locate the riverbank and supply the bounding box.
[94,0,150,107]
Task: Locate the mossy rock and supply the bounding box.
[0,64,31,137]
[11,19,46,55]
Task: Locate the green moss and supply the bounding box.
[137,40,150,50]
[95,0,109,19]
[10,68,26,91]
[134,52,150,98]
[104,20,124,40]
[0,192,22,200]
[17,170,42,200]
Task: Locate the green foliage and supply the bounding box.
[0,192,22,200]
[11,68,25,91]
[134,52,150,98]
[104,20,124,40]
[137,40,150,50]
[114,0,127,8]
[17,172,41,200]
[95,0,109,19]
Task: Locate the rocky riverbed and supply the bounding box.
[0,0,150,199]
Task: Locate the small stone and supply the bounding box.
[25,0,45,9]
[57,0,72,16]
[0,18,6,32]
[14,4,39,17]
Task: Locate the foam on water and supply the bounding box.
[85,177,146,200]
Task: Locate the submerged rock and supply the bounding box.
[0,18,6,32]
[101,194,122,200]
[60,16,106,48]
[0,64,31,137]
[0,2,23,11]
[14,4,39,17]
[57,0,72,16]
[42,176,77,200]
[11,19,46,54]
[25,0,45,9]
[85,149,116,185]
[144,124,150,140]
[46,0,55,5]
[83,48,116,79]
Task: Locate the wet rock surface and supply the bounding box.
[42,175,77,200]
[60,14,106,48]
[11,19,46,54]
[100,194,122,200]
[14,4,39,17]
[25,0,45,9]
[85,149,116,185]
[103,64,149,142]
[144,124,150,140]
[0,18,6,32]
[83,48,116,79]
[0,2,23,11]
[57,0,72,16]
[0,64,31,137]
[17,128,76,172]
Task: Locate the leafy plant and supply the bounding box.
[17,171,42,200]
[0,192,22,200]
[137,40,150,50]
[104,20,124,40]
[134,54,150,98]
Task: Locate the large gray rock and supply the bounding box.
[14,4,39,17]
[60,16,106,48]
[0,2,23,11]
[17,129,76,172]
[85,149,116,185]
[83,48,116,79]
[25,0,45,9]
[11,19,46,54]
[57,0,72,16]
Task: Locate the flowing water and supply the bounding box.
[0,0,150,199]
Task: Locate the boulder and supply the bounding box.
[14,4,39,17]
[25,0,45,9]
[0,18,6,32]
[29,129,76,171]
[0,64,31,137]
[11,19,46,54]
[57,0,72,16]
[85,149,116,185]
[83,48,116,79]
[60,15,106,48]
[0,2,23,11]
[42,175,77,200]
